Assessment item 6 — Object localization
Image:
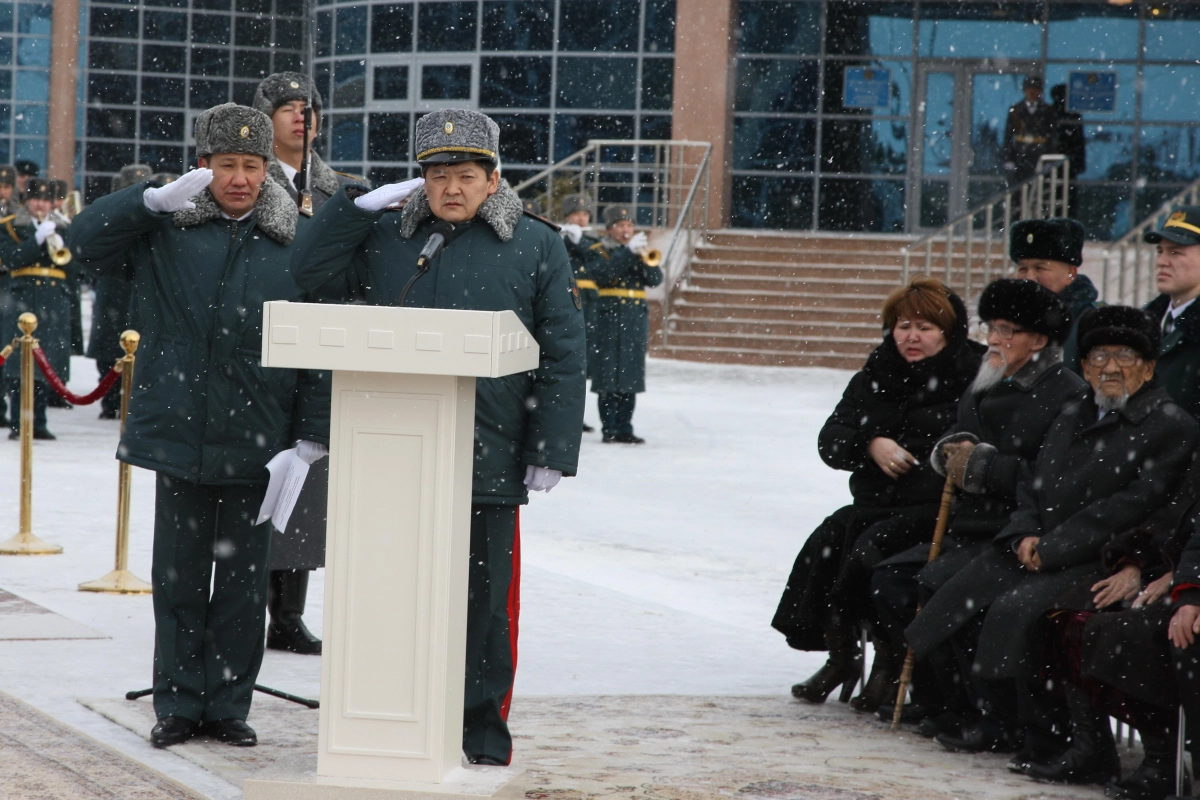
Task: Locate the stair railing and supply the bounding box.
[1100,178,1200,306]
[901,156,1070,309]
[512,140,712,349]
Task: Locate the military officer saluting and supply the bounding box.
[71,104,324,749]
[291,108,585,767]
[254,72,366,215]
[585,205,663,444]
[0,177,78,440]
[558,194,600,432]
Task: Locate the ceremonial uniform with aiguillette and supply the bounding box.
[71,104,324,744]
[559,194,601,380]
[585,204,663,443]
[291,109,586,766]
[89,164,151,420]
[0,177,78,439]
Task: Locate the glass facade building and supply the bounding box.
[0,3,58,174]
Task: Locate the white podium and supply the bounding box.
[243,302,537,800]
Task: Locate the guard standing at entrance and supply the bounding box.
[1003,75,1056,185]
[70,103,316,749]
[558,193,600,432]
[290,108,585,766]
[585,205,663,444]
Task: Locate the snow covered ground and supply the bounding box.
[0,355,855,797]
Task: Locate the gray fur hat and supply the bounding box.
[415,109,499,166]
[561,193,592,218]
[602,204,633,227]
[113,164,152,192]
[252,72,323,118]
[194,103,273,159]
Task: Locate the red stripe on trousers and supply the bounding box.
[500,508,521,721]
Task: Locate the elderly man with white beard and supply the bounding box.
[870,278,1087,738]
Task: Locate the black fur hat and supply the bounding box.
[1077,305,1161,361]
[1010,218,1086,266]
[978,278,1072,344]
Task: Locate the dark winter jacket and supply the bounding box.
[1058,274,1101,373]
[818,292,985,509]
[69,178,324,485]
[0,207,82,385]
[585,236,663,394]
[86,273,134,367]
[289,181,586,505]
[564,232,600,379]
[1146,294,1200,420]
[907,383,1198,677]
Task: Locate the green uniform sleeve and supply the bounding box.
[523,232,586,476]
[585,242,641,286]
[290,187,382,300]
[69,184,171,279]
[0,224,43,272]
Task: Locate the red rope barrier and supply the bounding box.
[32,346,123,405]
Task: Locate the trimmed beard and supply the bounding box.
[1095,391,1129,413]
[971,351,1007,394]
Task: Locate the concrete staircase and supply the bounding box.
[654,231,916,370]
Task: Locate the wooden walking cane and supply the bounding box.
[891,473,956,730]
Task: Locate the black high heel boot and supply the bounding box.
[1026,685,1120,784]
[850,637,902,713]
[266,569,322,655]
[791,622,862,704]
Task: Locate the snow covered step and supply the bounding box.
[665,316,881,339]
[651,344,870,369]
[663,331,877,356]
[686,273,899,294]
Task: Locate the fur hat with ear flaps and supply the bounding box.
[978,278,1072,344]
[194,103,273,160]
[1077,305,1161,361]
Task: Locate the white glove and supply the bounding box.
[559,223,583,244]
[524,465,562,493]
[143,168,212,213]
[354,178,425,211]
[296,440,328,464]
[626,231,649,254]
[34,220,56,245]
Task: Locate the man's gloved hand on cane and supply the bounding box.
[353,178,425,212]
[524,465,561,493]
[143,168,213,213]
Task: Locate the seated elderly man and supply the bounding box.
[871,278,1086,731]
[905,305,1199,766]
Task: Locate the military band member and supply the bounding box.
[585,205,663,444]
[0,166,18,217]
[1003,76,1056,186]
[254,72,366,215]
[0,177,78,439]
[14,160,37,198]
[291,108,586,766]
[558,194,600,432]
[71,104,323,749]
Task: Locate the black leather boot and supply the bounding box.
[1026,685,1120,784]
[1106,734,1176,800]
[266,570,322,655]
[791,621,862,704]
[850,637,902,713]
[1008,725,1069,774]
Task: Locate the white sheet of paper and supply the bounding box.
[256,447,298,526]
[271,456,311,534]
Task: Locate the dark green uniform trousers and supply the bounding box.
[463,504,521,764]
[598,391,636,437]
[151,473,270,723]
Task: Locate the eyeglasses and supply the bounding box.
[981,321,1030,340]
[1085,348,1143,368]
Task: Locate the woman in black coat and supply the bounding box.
[772,277,984,706]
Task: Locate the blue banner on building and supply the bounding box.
[843,67,892,109]
[1067,71,1118,113]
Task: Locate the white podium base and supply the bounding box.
[244,757,524,800]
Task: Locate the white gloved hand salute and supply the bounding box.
[626,231,649,254]
[354,178,425,212]
[143,168,212,214]
[34,219,56,245]
[523,465,562,493]
[559,223,583,244]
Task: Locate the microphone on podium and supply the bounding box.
[400,222,453,306]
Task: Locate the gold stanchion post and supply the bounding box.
[0,313,62,555]
[80,330,150,593]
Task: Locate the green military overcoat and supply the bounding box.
[564,232,600,379]
[290,181,586,505]
[585,237,663,394]
[69,177,327,485]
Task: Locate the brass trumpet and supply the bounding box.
[34,213,71,266]
[641,248,662,268]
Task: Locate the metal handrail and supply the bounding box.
[901,156,1070,307]
[512,139,713,348]
[1100,178,1200,306]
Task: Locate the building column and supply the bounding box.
[48,0,80,185]
[672,0,737,230]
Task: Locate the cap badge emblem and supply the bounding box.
[1170,211,1187,225]
[289,81,300,89]
[239,126,250,138]
[1027,234,1034,243]
[444,121,454,134]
